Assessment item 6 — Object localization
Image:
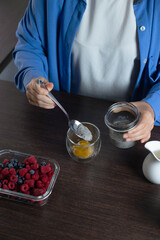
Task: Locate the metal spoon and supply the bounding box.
[37,79,92,141]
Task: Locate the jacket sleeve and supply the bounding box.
[13,0,48,92]
[142,62,160,126]
[142,82,160,126]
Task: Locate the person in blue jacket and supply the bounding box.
[13,0,160,144]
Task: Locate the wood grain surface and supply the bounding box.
[0,80,160,240]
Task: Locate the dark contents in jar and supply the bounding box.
[108,110,136,130]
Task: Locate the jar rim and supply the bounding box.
[104,102,140,132]
[67,122,101,146]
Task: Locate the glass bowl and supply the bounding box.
[0,149,60,206]
[104,102,140,148]
[66,122,101,163]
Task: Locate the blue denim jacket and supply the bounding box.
[13,0,160,125]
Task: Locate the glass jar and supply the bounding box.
[66,122,101,163]
[104,102,140,149]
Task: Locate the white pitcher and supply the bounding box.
[143,141,160,184]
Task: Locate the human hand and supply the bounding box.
[26,77,55,109]
[123,101,155,143]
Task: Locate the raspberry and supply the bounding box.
[19,168,28,177]
[24,159,29,165]
[24,179,35,188]
[1,168,9,176]
[8,182,15,190]
[25,191,30,195]
[36,180,44,188]
[41,166,51,174]
[20,184,29,193]
[27,156,37,164]
[41,175,48,183]
[32,173,39,181]
[26,165,31,171]
[28,179,35,188]
[31,163,39,170]
[14,185,19,192]
[48,170,54,180]
[10,175,18,183]
[25,173,31,180]
[0,174,4,180]
[2,179,8,185]
[0,182,2,188]
[45,181,50,189]
[9,168,16,175]
[3,159,9,165]
[32,188,45,196]
[3,184,9,190]
[42,188,46,194]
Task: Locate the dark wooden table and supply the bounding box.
[0,80,160,240]
[0,0,28,72]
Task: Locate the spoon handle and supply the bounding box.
[37,79,70,120]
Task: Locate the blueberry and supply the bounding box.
[41,161,46,166]
[29,169,35,175]
[18,163,23,168]
[18,177,23,184]
[14,162,18,166]
[11,158,16,163]
[8,163,14,169]
[0,163,4,168]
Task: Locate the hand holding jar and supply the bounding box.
[123,101,155,144]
